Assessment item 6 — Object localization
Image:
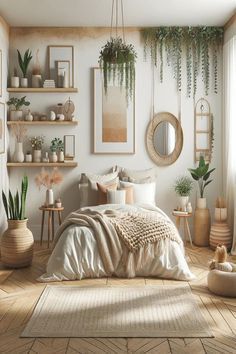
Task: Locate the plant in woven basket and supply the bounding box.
[2,176,28,220]
[174,176,193,197]
[99,37,137,101]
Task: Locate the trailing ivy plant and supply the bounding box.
[99,37,137,102]
[141,27,223,97]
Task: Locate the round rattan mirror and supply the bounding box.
[146,112,183,166]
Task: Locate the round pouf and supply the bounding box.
[208,270,236,297]
[209,222,232,251]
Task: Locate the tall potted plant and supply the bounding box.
[188,156,215,246]
[17,49,33,88]
[7,96,30,121]
[174,176,193,211]
[1,176,34,268]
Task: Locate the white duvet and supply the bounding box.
[39,204,195,282]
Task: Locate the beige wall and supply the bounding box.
[8,27,223,239]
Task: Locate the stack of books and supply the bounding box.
[172,209,190,216]
[43,80,56,88]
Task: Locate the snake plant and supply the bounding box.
[2,176,28,220]
[17,49,33,78]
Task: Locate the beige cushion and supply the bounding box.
[208,270,236,297]
[107,190,126,204]
[97,182,118,205]
[120,186,134,204]
[114,166,157,182]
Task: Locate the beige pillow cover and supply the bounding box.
[97,182,118,205]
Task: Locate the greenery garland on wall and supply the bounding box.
[141,27,223,97]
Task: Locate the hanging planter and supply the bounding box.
[141,26,223,97]
[99,37,137,101]
[98,0,137,102]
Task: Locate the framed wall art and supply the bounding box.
[0,102,6,154]
[64,135,75,160]
[48,45,74,87]
[0,50,2,97]
[93,68,135,154]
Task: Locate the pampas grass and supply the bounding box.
[35,168,63,190]
[11,123,27,143]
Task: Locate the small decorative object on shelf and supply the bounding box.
[63,97,75,121]
[43,79,55,88]
[210,197,232,251]
[35,167,63,208]
[30,135,44,162]
[32,49,42,88]
[17,48,33,88]
[56,103,64,120]
[42,152,49,163]
[174,175,193,211]
[188,155,215,246]
[50,111,56,121]
[50,137,64,162]
[11,123,27,163]
[7,96,30,121]
[1,176,34,268]
[55,198,62,208]
[25,109,33,121]
[25,151,32,162]
[10,68,20,88]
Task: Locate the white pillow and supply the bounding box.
[120,181,156,205]
[107,190,126,204]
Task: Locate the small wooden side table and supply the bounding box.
[39,206,64,248]
[172,212,193,247]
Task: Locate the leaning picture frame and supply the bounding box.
[48,45,74,87]
[0,102,6,154]
[93,67,135,154]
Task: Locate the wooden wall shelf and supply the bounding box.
[7,88,78,93]
[7,121,78,126]
[7,162,78,167]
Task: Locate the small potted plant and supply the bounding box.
[10,67,20,88]
[29,135,44,163]
[188,156,215,209]
[50,138,64,162]
[1,176,34,268]
[174,176,193,211]
[7,96,30,121]
[17,48,33,88]
[35,168,63,207]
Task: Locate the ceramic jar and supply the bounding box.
[20,78,28,88]
[25,153,32,162]
[1,219,34,268]
[10,110,23,121]
[58,151,64,162]
[33,149,42,163]
[10,76,20,88]
[32,74,42,88]
[14,142,24,163]
[178,196,189,211]
[50,151,58,163]
[45,189,54,207]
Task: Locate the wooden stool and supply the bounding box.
[172,212,193,247]
[39,206,64,248]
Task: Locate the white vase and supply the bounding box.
[45,189,54,207]
[32,74,42,88]
[178,196,189,211]
[63,71,69,88]
[33,149,42,163]
[58,151,64,162]
[50,151,58,163]
[25,110,33,121]
[10,76,20,88]
[10,110,23,121]
[20,77,28,88]
[197,197,207,209]
[14,142,24,162]
[25,153,32,162]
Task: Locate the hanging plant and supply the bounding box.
[141,27,223,97]
[99,37,137,102]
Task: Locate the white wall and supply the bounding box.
[9,27,223,238]
[0,16,9,235]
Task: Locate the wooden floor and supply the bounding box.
[0,243,236,354]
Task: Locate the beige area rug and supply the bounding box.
[21,285,213,338]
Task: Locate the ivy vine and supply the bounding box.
[141,27,223,97]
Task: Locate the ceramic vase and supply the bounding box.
[20,78,28,88]
[1,219,34,268]
[25,110,33,121]
[197,197,207,209]
[33,149,41,163]
[32,74,42,88]
[45,189,54,207]
[63,71,69,88]
[25,153,32,162]
[10,76,20,88]
[50,151,58,163]
[178,196,189,211]
[58,151,64,162]
[10,110,23,121]
[14,142,24,162]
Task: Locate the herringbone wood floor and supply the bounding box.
[0,243,236,354]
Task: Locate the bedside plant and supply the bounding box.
[17,48,33,87]
[174,176,193,211]
[1,176,34,268]
[7,96,30,121]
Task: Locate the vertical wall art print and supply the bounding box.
[0,50,2,97]
[93,68,135,154]
[0,102,5,154]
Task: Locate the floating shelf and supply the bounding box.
[7,88,78,93]
[7,162,78,167]
[7,120,78,126]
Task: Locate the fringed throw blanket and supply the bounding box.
[108,211,181,252]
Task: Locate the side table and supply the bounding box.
[172,212,193,247]
[39,206,64,248]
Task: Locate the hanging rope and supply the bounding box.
[120,0,125,43]
[110,0,125,41]
[110,0,115,39]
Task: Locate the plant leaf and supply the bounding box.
[2,191,9,219]
[9,190,14,219]
[203,168,215,181]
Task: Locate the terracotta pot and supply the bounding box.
[1,219,34,268]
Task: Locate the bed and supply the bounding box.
[38,168,194,282]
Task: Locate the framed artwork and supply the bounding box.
[93,68,135,154]
[56,60,70,87]
[64,135,75,160]
[0,102,5,154]
[0,50,2,97]
[48,46,74,87]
